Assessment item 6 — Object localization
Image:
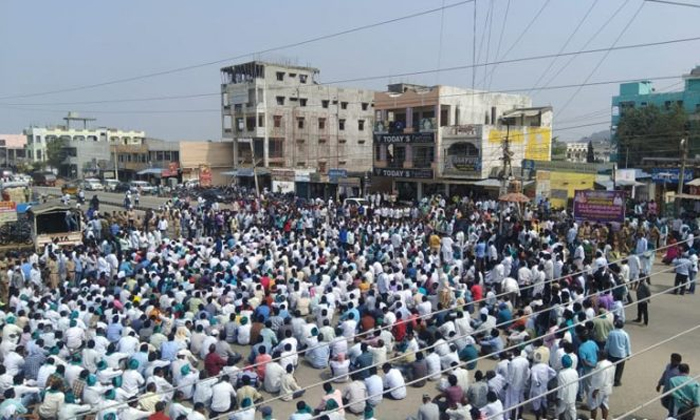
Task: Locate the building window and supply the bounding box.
[35,136,42,143]
[339,138,347,144]
[296,139,305,143]
[665,101,672,110]
[269,139,284,158]
[341,102,348,110]
[361,102,369,111]
[319,118,326,129]
[289,73,297,78]
[258,115,265,127]
[276,72,285,81]
[358,120,365,131]
[297,118,305,129]
[319,138,327,144]
[299,74,308,83]
[339,160,347,166]
[296,161,305,167]
[172,151,179,161]
[300,98,307,107]
[339,119,346,130]
[318,161,327,173]
[276,96,285,105]
[358,139,366,144]
[322,100,329,109]
[274,115,282,128]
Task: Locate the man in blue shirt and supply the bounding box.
[673,254,691,295]
[605,320,632,387]
[578,330,598,398]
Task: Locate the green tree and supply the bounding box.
[551,136,567,159]
[616,104,690,167]
[586,141,595,163]
[45,137,67,170]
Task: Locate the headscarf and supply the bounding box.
[180,364,191,376]
[561,354,573,369]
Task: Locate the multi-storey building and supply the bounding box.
[372,84,553,200]
[24,113,145,178]
[221,61,374,197]
[611,66,700,161]
[0,134,27,169]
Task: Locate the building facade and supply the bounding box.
[221,61,374,197]
[0,134,27,169]
[611,66,700,160]
[372,84,553,200]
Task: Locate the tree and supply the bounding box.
[46,137,67,171]
[586,141,595,163]
[551,136,567,160]
[616,104,691,167]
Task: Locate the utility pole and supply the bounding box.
[676,137,688,214]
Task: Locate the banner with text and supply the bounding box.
[573,190,625,223]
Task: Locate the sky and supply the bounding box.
[1,0,699,142]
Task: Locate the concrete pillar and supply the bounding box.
[379,144,387,161]
[417,182,423,200]
[404,145,413,168]
[406,107,413,129]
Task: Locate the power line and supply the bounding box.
[488,322,700,419]
[645,0,700,8]
[225,263,690,419]
[72,237,692,420]
[614,371,700,419]
[532,0,630,96]
[526,0,600,96]
[487,0,511,90]
[65,229,690,419]
[0,0,476,101]
[478,0,552,87]
[0,74,684,114]
[304,268,694,420]
[557,0,646,116]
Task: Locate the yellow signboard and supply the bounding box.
[487,126,552,161]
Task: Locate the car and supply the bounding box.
[113,182,131,193]
[83,178,104,191]
[31,172,56,187]
[61,183,79,196]
[343,198,369,208]
[200,188,226,203]
[129,180,156,194]
[103,179,120,191]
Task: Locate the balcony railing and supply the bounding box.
[374,117,437,134]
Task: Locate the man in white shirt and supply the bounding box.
[382,363,406,400]
[210,375,237,415]
[342,376,368,415]
[588,352,614,420]
[263,358,286,394]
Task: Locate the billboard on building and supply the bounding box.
[441,125,482,178]
[487,126,552,161]
[573,190,626,223]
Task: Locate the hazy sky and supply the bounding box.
[1,0,699,141]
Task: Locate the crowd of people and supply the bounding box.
[0,187,698,420]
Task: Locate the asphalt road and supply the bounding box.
[28,188,700,419]
[33,186,171,209]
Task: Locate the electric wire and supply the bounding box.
[72,237,692,419]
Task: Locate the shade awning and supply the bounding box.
[137,168,163,175]
[471,179,534,188]
[686,178,700,187]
